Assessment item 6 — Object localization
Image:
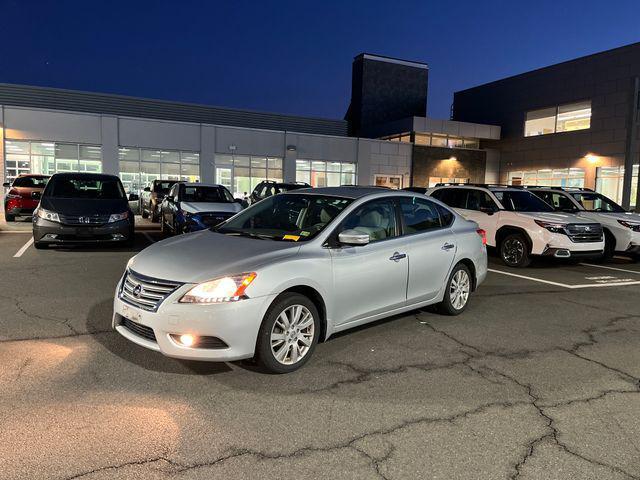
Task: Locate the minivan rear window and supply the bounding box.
[45,177,126,199]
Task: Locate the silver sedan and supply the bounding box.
[113,187,488,373]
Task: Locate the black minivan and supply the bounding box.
[32,173,137,249]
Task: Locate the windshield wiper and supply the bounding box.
[218,230,277,240]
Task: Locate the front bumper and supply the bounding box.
[112,277,276,361]
[33,218,133,244]
[532,231,604,256]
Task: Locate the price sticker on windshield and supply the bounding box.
[283,235,300,241]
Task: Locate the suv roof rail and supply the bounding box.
[522,185,595,192]
[434,182,520,189]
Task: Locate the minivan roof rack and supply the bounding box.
[434,182,520,189]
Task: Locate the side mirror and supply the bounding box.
[143,187,151,192]
[480,207,496,215]
[128,193,139,201]
[338,229,370,246]
[2,182,10,188]
[31,191,41,200]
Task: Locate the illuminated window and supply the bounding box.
[596,165,638,207]
[525,101,591,137]
[296,160,356,187]
[213,155,282,198]
[508,168,585,187]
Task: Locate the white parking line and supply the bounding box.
[579,263,640,275]
[143,232,155,243]
[488,268,640,289]
[13,237,34,258]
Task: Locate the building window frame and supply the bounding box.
[295,159,357,187]
[524,100,592,137]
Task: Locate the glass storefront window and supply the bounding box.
[118,147,200,192]
[430,135,448,147]
[596,165,639,207]
[214,155,283,198]
[508,168,585,187]
[295,160,357,187]
[180,163,199,182]
[4,140,101,182]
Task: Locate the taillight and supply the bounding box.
[476,229,487,246]
[6,189,21,199]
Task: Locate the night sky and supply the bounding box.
[3,0,640,121]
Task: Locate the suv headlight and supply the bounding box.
[36,208,60,223]
[535,220,567,234]
[108,211,129,223]
[618,220,640,232]
[179,273,257,304]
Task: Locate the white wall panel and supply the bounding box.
[4,107,101,144]
[118,118,200,150]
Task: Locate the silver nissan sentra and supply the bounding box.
[113,187,487,373]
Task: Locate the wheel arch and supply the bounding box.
[456,258,477,292]
[275,285,328,342]
[495,225,533,252]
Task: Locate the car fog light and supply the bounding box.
[112,233,125,239]
[178,334,195,347]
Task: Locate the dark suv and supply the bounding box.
[249,180,310,204]
[32,173,137,249]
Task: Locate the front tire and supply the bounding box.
[602,230,616,260]
[500,233,531,268]
[255,293,320,373]
[438,263,472,315]
[5,213,15,222]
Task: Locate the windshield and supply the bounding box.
[13,176,49,188]
[215,193,351,241]
[155,181,177,194]
[181,186,234,203]
[44,176,126,200]
[571,192,625,212]
[494,190,554,212]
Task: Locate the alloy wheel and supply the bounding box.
[502,238,525,265]
[270,305,315,365]
[449,269,470,310]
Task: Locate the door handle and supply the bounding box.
[441,243,455,251]
[389,252,407,262]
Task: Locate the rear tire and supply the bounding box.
[141,208,149,219]
[438,263,472,316]
[255,293,320,373]
[499,233,531,268]
[151,206,159,223]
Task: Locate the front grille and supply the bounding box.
[566,223,603,243]
[121,317,156,342]
[60,214,111,225]
[197,213,233,227]
[119,269,182,312]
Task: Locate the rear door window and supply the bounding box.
[431,188,468,209]
[465,190,497,211]
[398,197,442,234]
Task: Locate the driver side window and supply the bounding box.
[342,199,397,242]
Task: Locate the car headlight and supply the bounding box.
[36,208,60,223]
[179,272,257,304]
[534,220,567,234]
[108,211,129,223]
[618,220,640,232]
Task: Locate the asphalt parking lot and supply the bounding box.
[2,223,640,480]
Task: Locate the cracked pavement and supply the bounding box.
[1,232,640,479]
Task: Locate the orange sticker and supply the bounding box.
[283,235,300,241]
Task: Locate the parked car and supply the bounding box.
[140,179,182,222]
[527,186,640,260]
[3,174,50,221]
[403,186,428,194]
[160,183,243,235]
[428,184,605,267]
[33,173,137,249]
[113,186,487,373]
[249,180,311,204]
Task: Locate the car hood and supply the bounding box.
[40,197,129,215]
[129,230,301,284]
[515,211,594,224]
[180,202,241,215]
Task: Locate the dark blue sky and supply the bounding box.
[3,0,640,120]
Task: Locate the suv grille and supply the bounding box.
[60,214,111,225]
[119,270,182,312]
[566,223,603,243]
[121,317,156,342]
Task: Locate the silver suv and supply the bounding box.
[113,187,488,373]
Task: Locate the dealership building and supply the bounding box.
[1,43,640,210]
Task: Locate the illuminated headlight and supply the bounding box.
[535,220,567,234]
[108,211,129,223]
[179,272,257,304]
[36,208,60,223]
[618,220,640,232]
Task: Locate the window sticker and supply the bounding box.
[283,234,300,241]
[299,231,310,237]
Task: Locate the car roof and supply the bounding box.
[181,183,225,188]
[287,186,402,199]
[50,172,119,181]
[432,184,523,192]
[16,174,50,179]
